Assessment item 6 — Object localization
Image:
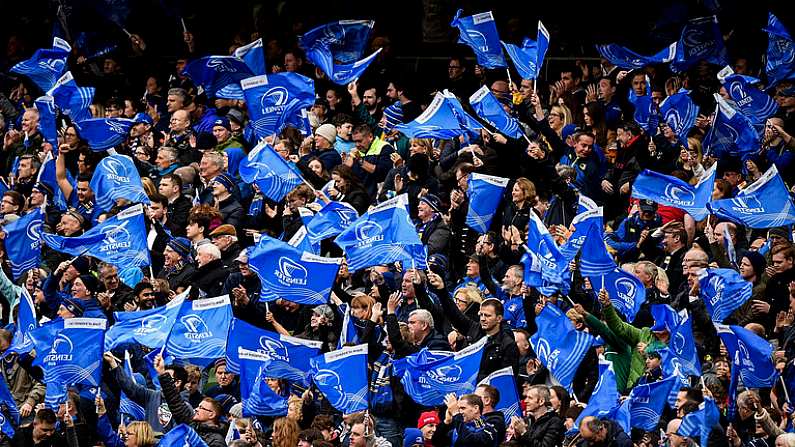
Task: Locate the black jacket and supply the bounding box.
[190,259,229,297]
[582,420,632,447]
[385,313,450,359]
[483,410,506,446]
[519,410,564,447]
[167,195,193,237]
[159,373,228,447]
[416,216,451,256]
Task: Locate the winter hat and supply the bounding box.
[78,274,99,295]
[403,428,424,447]
[61,297,85,317]
[312,304,335,323]
[70,256,91,275]
[742,250,767,277]
[167,237,192,259]
[419,194,442,214]
[315,124,337,144]
[213,117,231,131]
[381,102,404,131]
[417,411,440,428]
[133,112,154,125]
[228,402,243,419]
[196,132,218,150]
[214,394,239,415]
[32,182,54,197]
[213,173,236,193]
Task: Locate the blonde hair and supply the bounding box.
[272,417,300,447]
[454,286,484,307]
[141,177,157,197]
[350,294,375,319]
[513,178,537,206]
[127,421,156,446]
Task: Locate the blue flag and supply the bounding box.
[579,218,617,277]
[30,318,106,387]
[668,311,702,376]
[300,20,382,85]
[90,154,150,212]
[164,295,233,367]
[307,201,359,245]
[182,56,253,98]
[47,72,95,123]
[522,211,568,292]
[595,42,678,69]
[158,424,209,447]
[35,96,59,149]
[709,165,795,228]
[659,348,693,408]
[451,10,507,69]
[671,16,729,72]
[238,350,290,417]
[42,204,152,268]
[237,141,304,202]
[715,323,778,388]
[651,304,682,333]
[442,90,484,141]
[633,95,658,134]
[763,13,795,88]
[0,374,19,426]
[104,291,187,350]
[1,207,43,279]
[10,37,70,92]
[632,163,716,221]
[469,86,524,139]
[397,337,487,406]
[5,288,37,357]
[335,194,427,272]
[234,38,266,75]
[37,152,72,210]
[478,367,521,425]
[466,173,509,233]
[248,235,341,304]
[310,344,369,415]
[240,73,315,139]
[225,318,322,374]
[698,268,752,323]
[703,94,760,159]
[394,92,478,139]
[589,268,646,323]
[718,67,778,126]
[43,382,68,410]
[501,21,549,80]
[573,360,620,430]
[622,375,678,431]
[530,305,595,390]
[677,397,721,447]
[659,89,699,145]
[75,118,135,151]
[119,351,146,422]
[561,207,602,260]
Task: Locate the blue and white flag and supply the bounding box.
[43,382,68,410]
[478,367,521,425]
[238,350,289,417]
[442,90,484,140]
[90,154,150,212]
[522,211,568,291]
[501,21,549,80]
[301,20,374,65]
[241,73,315,139]
[37,152,72,210]
[307,201,359,245]
[709,165,795,228]
[469,86,524,139]
[5,288,37,357]
[671,16,729,72]
[157,424,209,447]
[659,89,699,145]
[310,344,369,415]
[622,375,678,431]
[698,268,752,323]
[560,207,602,260]
[319,49,382,86]
[595,42,678,69]
[668,311,702,376]
[30,318,106,387]
[451,10,507,69]
[42,204,151,268]
[651,304,682,333]
[0,374,19,426]
[718,67,778,126]
[466,173,510,233]
[677,397,720,447]
[579,218,617,277]
[588,268,646,323]
[703,93,760,159]
[238,140,304,202]
[659,348,693,408]
[35,96,59,149]
[225,318,322,374]
[182,56,253,98]
[530,305,595,390]
[573,360,620,430]
[248,235,340,304]
[633,95,658,134]
[1,207,43,279]
[234,38,266,75]
[632,163,716,221]
[47,72,95,123]
[394,92,475,139]
[105,291,187,350]
[715,323,778,388]
[763,13,795,88]
[119,351,146,422]
[335,194,427,271]
[286,224,318,255]
[10,37,70,92]
[397,337,487,406]
[75,118,135,151]
[164,295,232,367]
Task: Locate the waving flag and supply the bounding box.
[47,72,95,123]
[671,16,729,72]
[320,49,382,85]
[469,86,524,139]
[104,291,186,350]
[164,295,233,367]
[2,207,43,279]
[239,351,289,417]
[241,73,315,139]
[501,21,549,80]
[5,288,37,357]
[659,89,699,144]
[307,201,359,245]
[703,93,760,159]
[310,344,369,415]
[157,424,209,447]
[668,311,702,376]
[442,90,484,140]
[335,194,427,271]
[238,140,304,202]
[677,397,720,447]
[579,218,617,276]
[698,268,752,323]
[37,152,72,210]
[633,95,659,134]
[573,360,620,430]
[0,375,20,427]
[75,118,135,151]
[30,318,106,387]
[234,38,266,75]
[621,375,678,431]
[716,323,778,388]
[560,207,602,260]
[395,92,475,139]
[397,337,487,406]
[764,13,795,88]
[589,268,646,323]
[90,154,150,212]
[451,10,507,69]
[119,351,146,423]
[182,56,253,98]
[522,211,568,291]
[466,173,510,233]
[530,305,595,390]
[42,204,151,268]
[596,42,678,69]
[248,235,341,304]
[718,68,778,125]
[10,37,70,92]
[301,20,374,64]
[225,318,322,374]
[632,164,716,221]
[478,367,520,424]
[710,165,795,228]
[35,96,59,149]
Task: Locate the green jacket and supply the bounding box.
[584,313,633,393]
[603,305,667,390]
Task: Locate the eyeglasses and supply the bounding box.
[197,405,213,413]
[548,113,562,118]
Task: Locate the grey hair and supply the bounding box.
[408,309,434,330]
[158,146,178,161]
[197,243,221,260]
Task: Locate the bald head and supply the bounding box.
[170,109,191,133]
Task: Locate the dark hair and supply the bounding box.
[148,192,168,208]
[298,429,324,443]
[311,414,335,432]
[481,298,504,315]
[162,173,183,190]
[3,191,24,214]
[619,121,641,135]
[352,123,373,137]
[332,113,353,127]
[460,394,484,413]
[166,364,188,384]
[550,386,571,417]
[77,173,92,184]
[133,282,154,297]
[477,384,500,406]
[35,408,58,424]
[330,164,365,193]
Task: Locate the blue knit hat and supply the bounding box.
[167,237,192,259]
[403,428,424,447]
[381,102,404,131]
[213,173,236,193]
